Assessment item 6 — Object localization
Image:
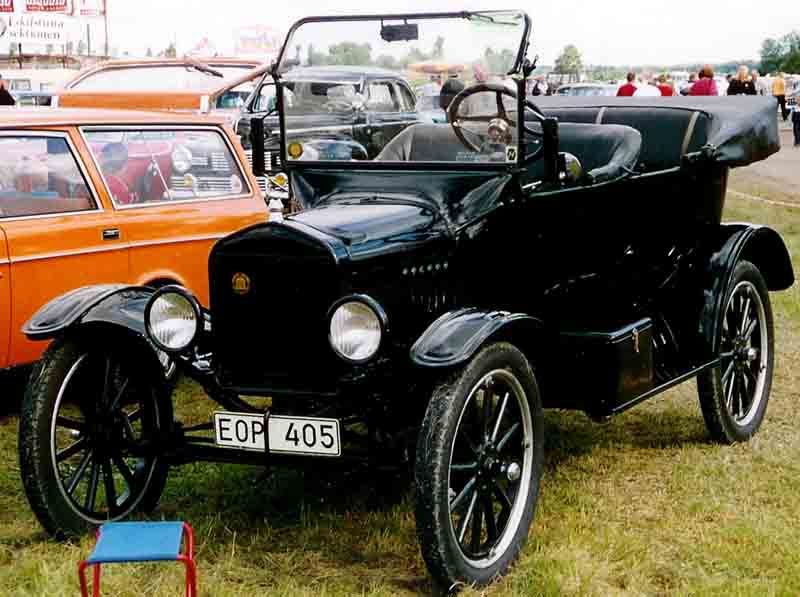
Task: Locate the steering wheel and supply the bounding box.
[447,83,546,163]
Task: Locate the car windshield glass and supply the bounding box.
[83,128,250,205]
[277,12,528,165]
[71,65,256,91]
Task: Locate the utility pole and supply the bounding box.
[103,0,109,57]
[86,23,91,56]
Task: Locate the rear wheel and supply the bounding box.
[415,342,544,589]
[698,260,774,443]
[19,337,171,537]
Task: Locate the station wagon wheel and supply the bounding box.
[415,342,543,588]
[19,337,171,537]
[698,260,774,443]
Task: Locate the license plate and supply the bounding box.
[213,411,341,457]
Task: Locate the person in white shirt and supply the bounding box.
[751,70,768,96]
[634,73,661,97]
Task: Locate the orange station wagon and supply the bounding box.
[0,108,267,371]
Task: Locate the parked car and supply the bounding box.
[54,58,263,117]
[0,108,267,374]
[235,65,421,194]
[17,11,793,592]
[555,82,619,96]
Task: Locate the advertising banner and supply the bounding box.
[234,25,281,59]
[0,12,71,43]
[0,0,14,13]
[25,0,70,11]
[73,0,101,16]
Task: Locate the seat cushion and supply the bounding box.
[540,105,711,172]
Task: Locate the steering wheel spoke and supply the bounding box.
[448,82,546,162]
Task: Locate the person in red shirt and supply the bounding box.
[657,74,674,96]
[689,65,719,96]
[617,72,637,97]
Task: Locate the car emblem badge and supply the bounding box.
[232,272,251,295]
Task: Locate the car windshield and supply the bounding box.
[71,65,256,92]
[277,12,529,165]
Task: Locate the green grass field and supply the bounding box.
[1,192,798,596]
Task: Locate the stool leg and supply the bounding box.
[179,557,197,597]
[93,564,102,597]
[78,561,89,597]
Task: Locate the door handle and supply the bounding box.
[102,228,121,241]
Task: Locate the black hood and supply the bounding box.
[289,197,446,261]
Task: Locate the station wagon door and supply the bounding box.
[362,80,418,156]
[0,132,128,368]
[82,126,265,308]
[0,227,9,369]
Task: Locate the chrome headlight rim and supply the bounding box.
[144,285,202,354]
[171,145,193,174]
[327,294,388,365]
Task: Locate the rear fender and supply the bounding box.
[410,308,543,368]
[701,223,794,353]
[23,284,155,342]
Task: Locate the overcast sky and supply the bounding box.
[107,0,798,66]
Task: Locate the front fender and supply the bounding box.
[410,308,543,368]
[701,223,794,353]
[23,284,155,341]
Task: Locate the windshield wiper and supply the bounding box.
[186,61,224,78]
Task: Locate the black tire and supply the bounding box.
[415,342,544,589]
[698,260,774,443]
[19,335,172,538]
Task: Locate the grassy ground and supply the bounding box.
[1,187,799,595]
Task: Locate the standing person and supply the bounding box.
[680,73,697,96]
[439,77,465,120]
[634,72,661,97]
[727,66,756,95]
[751,70,768,96]
[792,97,800,147]
[689,66,718,96]
[0,75,15,106]
[773,72,789,121]
[419,74,442,98]
[617,72,638,97]
[657,74,675,96]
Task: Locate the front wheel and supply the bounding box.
[697,260,774,443]
[19,336,172,538]
[415,342,544,589]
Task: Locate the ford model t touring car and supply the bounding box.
[18,11,793,589]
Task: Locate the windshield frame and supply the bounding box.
[270,10,532,173]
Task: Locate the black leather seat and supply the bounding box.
[376,123,642,184]
[536,102,711,173]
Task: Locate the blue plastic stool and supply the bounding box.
[79,521,197,597]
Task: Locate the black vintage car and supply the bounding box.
[18,11,794,590]
[236,65,420,194]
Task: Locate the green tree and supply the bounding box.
[45,44,53,55]
[482,47,515,74]
[145,47,153,57]
[77,39,86,55]
[432,35,445,59]
[554,45,583,81]
[8,43,16,56]
[760,38,785,74]
[326,42,372,66]
[375,54,398,70]
[164,43,176,58]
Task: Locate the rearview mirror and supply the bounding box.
[380,23,419,42]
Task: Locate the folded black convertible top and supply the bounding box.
[535,96,780,168]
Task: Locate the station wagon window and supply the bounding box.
[254,83,277,112]
[71,65,255,92]
[397,84,416,112]
[83,128,250,206]
[0,136,95,219]
[366,81,399,112]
